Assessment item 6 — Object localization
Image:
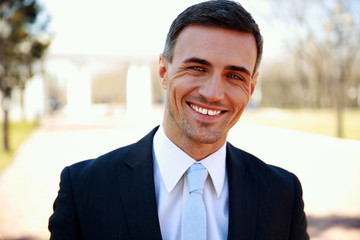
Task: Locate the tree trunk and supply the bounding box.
[335,70,345,138]
[1,91,11,152]
[20,87,25,121]
[2,107,9,152]
[336,100,343,138]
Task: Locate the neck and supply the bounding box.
[180,141,226,161]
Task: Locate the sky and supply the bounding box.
[41,0,286,60]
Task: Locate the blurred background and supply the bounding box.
[0,0,359,239]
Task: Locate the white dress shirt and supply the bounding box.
[153,125,229,240]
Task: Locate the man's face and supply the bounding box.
[159,25,258,154]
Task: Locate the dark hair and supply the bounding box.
[163,0,263,75]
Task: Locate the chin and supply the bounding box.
[185,131,223,145]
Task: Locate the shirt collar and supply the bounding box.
[153,124,227,197]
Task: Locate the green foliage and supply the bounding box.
[0,0,52,89]
[0,0,52,151]
[0,0,51,97]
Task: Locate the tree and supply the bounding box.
[269,0,360,137]
[325,1,360,137]
[0,0,52,151]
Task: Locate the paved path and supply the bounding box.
[0,108,359,239]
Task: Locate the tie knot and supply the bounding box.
[186,163,208,194]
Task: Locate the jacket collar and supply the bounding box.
[226,142,258,240]
[118,126,163,240]
[116,127,259,240]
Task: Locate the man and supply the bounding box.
[49,0,309,239]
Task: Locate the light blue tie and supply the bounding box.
[183,163,208,240]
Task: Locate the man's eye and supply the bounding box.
[190,66,204,71]
[228,74,242,80]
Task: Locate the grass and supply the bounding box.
[0,121,39,173]
[242,108,360,141]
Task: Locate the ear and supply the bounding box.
[250,71,259,96]
[159,55,168,90]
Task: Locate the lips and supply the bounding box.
[189,103,222,116]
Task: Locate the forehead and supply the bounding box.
[173,25,257,74]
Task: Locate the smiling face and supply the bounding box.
[159,25,258,159]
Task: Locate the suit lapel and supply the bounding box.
[227,143,258,240]
[118,127,163,240]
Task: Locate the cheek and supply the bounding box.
[226,84,252,106]
[168,77,199,99]
[166,80,188,110]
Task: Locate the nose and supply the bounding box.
[198,73,225,102]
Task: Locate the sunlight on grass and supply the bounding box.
[242,108,360,140]
[0,121,39,172]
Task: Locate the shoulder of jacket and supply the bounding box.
[227,142,298,186]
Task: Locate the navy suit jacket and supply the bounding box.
[49,127,309,239]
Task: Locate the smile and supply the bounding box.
[189,103,222,116]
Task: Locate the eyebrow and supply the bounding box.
[225,65,251,77]
[183,57,252,76]
[183,57,212,67]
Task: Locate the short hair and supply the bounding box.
[163,0,264,75]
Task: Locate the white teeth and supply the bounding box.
[190,104,221,116]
